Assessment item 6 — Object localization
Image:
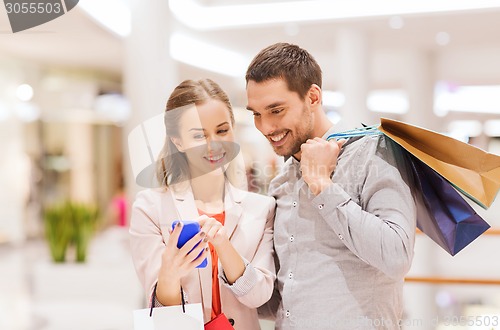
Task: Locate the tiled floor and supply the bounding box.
[3,226,499,330]
[0,227,144,330]
[0,228,275,330]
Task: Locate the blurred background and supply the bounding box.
[1,0,500,329]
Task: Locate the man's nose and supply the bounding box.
[258,117,277,136]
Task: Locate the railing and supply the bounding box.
[416,228,500,236]
[405,277,500,285]
[408,228,500,285]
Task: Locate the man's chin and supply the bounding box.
[272,145,293,157]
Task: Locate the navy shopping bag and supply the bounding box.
[408,154,490,255]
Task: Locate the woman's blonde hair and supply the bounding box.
[156,79,245,190]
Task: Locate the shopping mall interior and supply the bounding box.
[1,1,500,329]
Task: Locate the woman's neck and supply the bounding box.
[191,171,225,214]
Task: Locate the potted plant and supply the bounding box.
[44,203,73,263]
[43,201,99,263]
[72,203,99,262]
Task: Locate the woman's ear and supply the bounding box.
[170,137,184,153]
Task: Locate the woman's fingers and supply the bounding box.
[186,242,208,263]
[178,231,207,256]
[191,247,209,268]
[205,223,222,240]
[167,221,183,249]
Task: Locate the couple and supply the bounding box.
[130,43,416,330]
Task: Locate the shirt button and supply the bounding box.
[285,310,290,317]
[292,201,297,207]
[338,234,344,240]
[318,204,324,210]
[288,272,293,279]
[289,236,294,242]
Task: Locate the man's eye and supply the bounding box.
[252,112,261,117]
[271,109,284,114]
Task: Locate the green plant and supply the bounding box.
[44,203,73,263]
[44,202,99,263]
[72,203,99,262]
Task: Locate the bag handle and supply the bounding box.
[149,285,187,317]
[326,124,381,141]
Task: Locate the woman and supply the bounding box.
[130,79,276,330]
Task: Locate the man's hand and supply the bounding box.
[300,138,345,195]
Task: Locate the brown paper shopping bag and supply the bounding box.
[378,118,500,209]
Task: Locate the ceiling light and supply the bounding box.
[388,16,404,29]
[323,91,346,108]
[0,102,10,122]
[435,84,500,114]
[435,31,451,46]
[367,89,409,113]
[16,84,34,102]
[79,0,131,37]
[170,33,249,77]
[448,120,482,138]
[15,102,40,122]
[169,0,500,30]
[484,120,500,137]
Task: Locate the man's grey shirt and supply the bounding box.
[267,128,416,330]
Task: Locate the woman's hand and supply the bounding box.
[198,214,228,248]
[156,222,209,306]
[159,222,209,281]
[198,214,245,284]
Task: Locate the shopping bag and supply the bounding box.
[326,122,494,255]
[378,118,500,209]
[133,303,204,330]
[204,312,235,330]
[407,154,490,255]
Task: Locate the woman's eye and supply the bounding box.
[193,134,206,139]
[218,129,229,134]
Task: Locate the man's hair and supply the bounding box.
[245,42,322,99]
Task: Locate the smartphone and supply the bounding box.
[171,220,207,268]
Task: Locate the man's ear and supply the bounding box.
[170,137,184,152]
[307,84,322,109]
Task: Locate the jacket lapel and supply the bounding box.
[223,183,243,240]
[171,185,212,322]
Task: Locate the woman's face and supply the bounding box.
[172,99,236,177]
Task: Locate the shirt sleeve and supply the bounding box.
[313,136,416,280]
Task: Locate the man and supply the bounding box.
[246,43,416,329]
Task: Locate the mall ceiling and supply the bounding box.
[1,3,499,83]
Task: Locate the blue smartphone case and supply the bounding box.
[171,220,207,268]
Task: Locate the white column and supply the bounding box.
[335,28,376,129]
[67,122,94,203]
[403,51,441,130]
[402,50,439,330]
[123,0,178,197]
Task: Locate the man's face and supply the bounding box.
[246,79,313,158]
